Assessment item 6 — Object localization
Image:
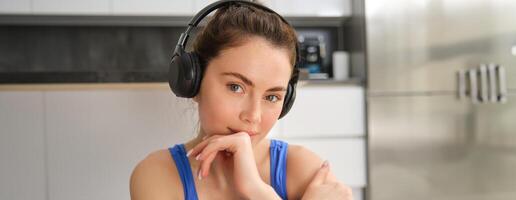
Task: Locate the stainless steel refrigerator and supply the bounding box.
[365,0,516,199]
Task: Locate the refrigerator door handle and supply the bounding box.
[479,64,489,103]
[497,65,508,103]
[488,63,498,103]
[457,69,467,100]
[468,69,479,104]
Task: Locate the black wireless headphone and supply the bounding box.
[169,0,300,119]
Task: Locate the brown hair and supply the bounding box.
[192,2,298,72]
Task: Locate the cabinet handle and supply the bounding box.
[457,69,467,100]
[488,63,498,103]
[497,65,508,103]
[479,64,489,102]
[468,69,478,104]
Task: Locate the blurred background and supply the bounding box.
[0,0,515,200]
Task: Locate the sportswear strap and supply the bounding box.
[270,139,289,200]
[169,144,199,200]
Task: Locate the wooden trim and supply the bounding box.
[0,82,170,91]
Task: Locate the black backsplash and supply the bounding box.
[0,25,338,84]
[0,25,183,83]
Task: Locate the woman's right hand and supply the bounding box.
[301,161,354,200]
[188,133,281,199]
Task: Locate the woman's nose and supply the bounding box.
[239,98,262,124]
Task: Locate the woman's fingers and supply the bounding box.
[303,161,354,200]
[188,135,220,158]
[190,133,251,180]
[192,135,233,179]
[308,160,330,186]
[326,169,339,183]
[197,137,233,161]
[199,151,218,178]
[187,139,206,158]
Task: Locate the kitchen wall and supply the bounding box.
[0,86,198,200]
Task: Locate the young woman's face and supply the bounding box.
[195,36,293,144]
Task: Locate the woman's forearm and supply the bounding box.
[247,181,282,200]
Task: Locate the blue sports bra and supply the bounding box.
[169,139,289,200]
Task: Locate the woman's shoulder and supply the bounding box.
[286,143,324,199]
[130,148,183,200]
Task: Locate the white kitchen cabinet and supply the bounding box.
[279,85,365,138]
[352,188,364,200]
[285,138,367,188]
[2,0,350,17]
[32,0,110,15]
[194,0,274,13]
[43,89,197,200]
[0,91,46,200]
[274,0,351,17]
[194,0,217,12]
[0,0,31,14]
[113,0,193,16]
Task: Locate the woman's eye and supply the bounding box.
[266,95,280,103]
[227,83,243,93]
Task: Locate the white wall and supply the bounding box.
[0,88,198,200]
[0,91,47,200]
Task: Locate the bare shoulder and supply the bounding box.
[286,144,324,199]
[130,149,182,200]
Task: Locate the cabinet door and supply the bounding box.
[0,91,46,200]
[274,0,351,17]
[194,0,274,13]
[113,0,194,16]
[44,89,198,200]
[280,85,365,138]
[32,0,110,15]
[285,138,367,188]
[0,0,31,14]
[194,0,217,12]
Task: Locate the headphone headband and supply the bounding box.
[175,0,294,54]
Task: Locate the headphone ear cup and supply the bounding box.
[279,83,296,119]
[188,52,203,97]
[169,52,184,97]
[169,50,203,98]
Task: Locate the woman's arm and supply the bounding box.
[248,182,283,200]
[189,135,352,199]
[286,145,353,200]
[301,161,353,200]
[130,150,181,200]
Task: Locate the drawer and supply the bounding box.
[194,0,274,12]
[274,0,351,17]
[113,0,193,16]
[33,0,110,15]
[280,85,365,138]
[0,0,31,14]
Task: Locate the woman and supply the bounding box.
[130,1,352,199]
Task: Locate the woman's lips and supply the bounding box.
[228,128,258,136]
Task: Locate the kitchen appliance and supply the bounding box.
[299,35,328,79]
[366,0,516,199]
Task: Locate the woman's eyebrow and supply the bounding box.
[220,72,287,92]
